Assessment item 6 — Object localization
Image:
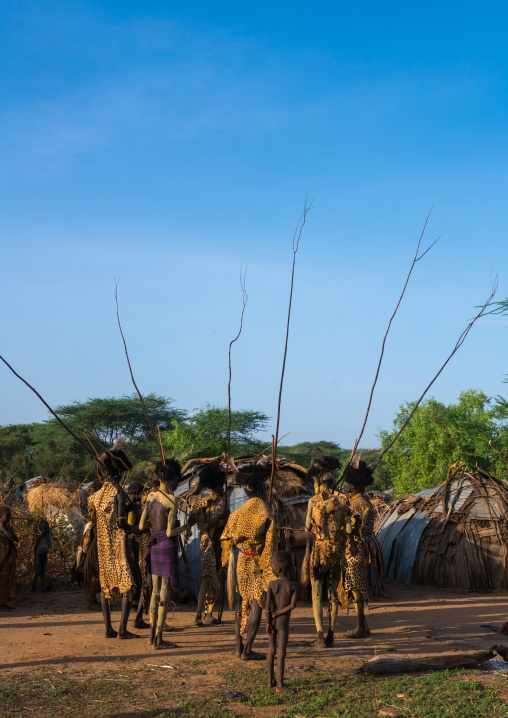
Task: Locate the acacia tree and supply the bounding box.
[0,393,185,483]
[162,404,269,459]
[378,389,508,495]
[52,394,185,446]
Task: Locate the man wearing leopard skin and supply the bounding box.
[342,459,376,639]
[221,463,278,661]
[88,441,146,640]
[305,456,348,648]
[185,461,229,626]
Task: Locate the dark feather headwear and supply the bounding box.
[156,458,182,488]
[343,459,374,490]
[237,462,270,496]
[98,448,133,479]
[307,455,342,479]
[198,462,225,492]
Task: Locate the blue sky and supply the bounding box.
[1,1,507,449]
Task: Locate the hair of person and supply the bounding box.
[38,519,50,531]
[127,481,143,495]
[343,460,374,490]
[197,461,225,492]
[97,448,133,479]
[156,458,182,487]
[238,462,270,495]
[0,505,11,518]
[307,455,342,479]
[271,549,291,572]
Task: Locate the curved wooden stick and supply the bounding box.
[114,280,164,463]
[225,266,248,511]
[271,197,313,497]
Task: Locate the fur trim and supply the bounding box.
[227,546,237,611]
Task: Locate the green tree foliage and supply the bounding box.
[53,394,185,445]
[378,389,508,495]
[0,393,183,484]
[162,404,269,459]
[276,441,345,468]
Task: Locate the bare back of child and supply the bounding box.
[265,550,297,693]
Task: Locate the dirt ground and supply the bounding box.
[1,582,508,718]
[2,582,507,676]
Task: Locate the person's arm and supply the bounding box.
[116,489,133,533]
[139,505,150,531]
[34,534,41,557]
[167,497,193,537]
[265,585,275,634]
[272,583,298,619]
[305,497,314,534]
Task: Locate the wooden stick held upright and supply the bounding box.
[225,266,248,511]
[373,278,498,469]
[157,423,166,466]
[269,197,312,503]
[114,280,164,463]
[342,210,439,480]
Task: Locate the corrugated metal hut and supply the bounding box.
[376,464,508,590]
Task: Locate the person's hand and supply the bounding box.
[305,530,313,541]
[187,514,198,527]
[266,623,274,635]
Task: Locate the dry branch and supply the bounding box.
[344,210,439,478]
[225,266,248,510]
[114,280,164,463]
[374,276,498,468]
[269,196,313,503]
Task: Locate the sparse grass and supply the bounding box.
[0,665,506,718]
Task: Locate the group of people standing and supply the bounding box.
[1,443,375,693]
[80,443,375,691]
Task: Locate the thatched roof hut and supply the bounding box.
[376,464,508,591]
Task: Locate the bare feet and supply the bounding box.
[325,629,334,647]
[276,685,293,694]
[311,631,326,649]
[148,625,157,645]
[105,627,118,638]
[133,618,150,629]
[118,630,140,639]
[203,614,220,625]
[269,677,276,688]
[241,651,265,661]
[344,626,370,639]
[153,632,177,649]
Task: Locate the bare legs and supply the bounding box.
[149,575,177,649]
[310,576,338,647]
[234,598,263,659]
[267,627,291,692]
[101,592,138,639]
[344,589,370,639]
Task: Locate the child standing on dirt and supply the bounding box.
[32,519,52,592]
[265,550,298,693]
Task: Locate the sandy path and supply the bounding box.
[1,582,507,676]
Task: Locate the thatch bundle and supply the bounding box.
[0,487,83,593]
[376,464,508,591]
[25,483,87,516]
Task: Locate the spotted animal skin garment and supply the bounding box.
[88,482,135,600]
[221,497,278,632]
